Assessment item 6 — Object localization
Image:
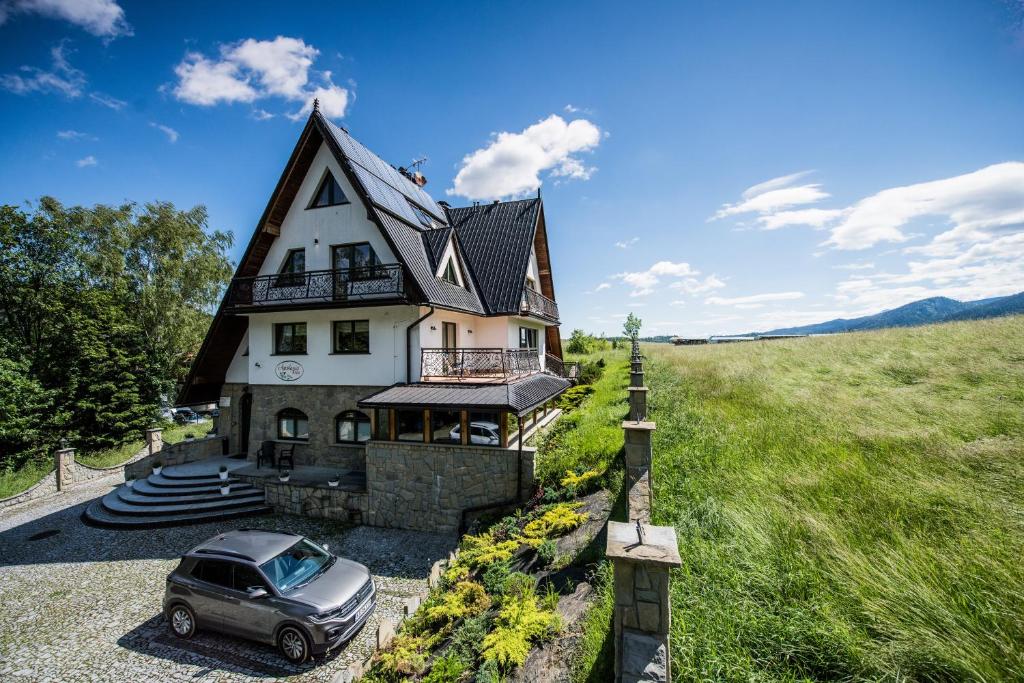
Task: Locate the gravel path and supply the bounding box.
[0,474,455,682]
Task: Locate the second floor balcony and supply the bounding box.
[520,288,559,323]
[420,348,579,383]
[225,264,407,312]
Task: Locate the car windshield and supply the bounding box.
[259,539,333,592]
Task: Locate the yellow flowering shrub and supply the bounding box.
[522,503,587,540]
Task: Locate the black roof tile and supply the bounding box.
[358,373,570,416]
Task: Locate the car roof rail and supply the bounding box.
[193,548,256,562]
[236,528,301,536]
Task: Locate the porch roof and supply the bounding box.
[358,373,570,417]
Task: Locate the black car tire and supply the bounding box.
[168,604,196,639]
[278,625,310,663]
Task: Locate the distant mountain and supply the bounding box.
[760,292,1024,336]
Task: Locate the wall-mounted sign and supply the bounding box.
[275,360,304,382]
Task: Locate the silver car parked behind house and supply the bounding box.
[163,529,375,663]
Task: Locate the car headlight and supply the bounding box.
[306,610,338,624]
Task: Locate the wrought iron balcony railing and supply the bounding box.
[520,288,559,322]
[545,353,580,382]
[225,264,406,310]
[421,348,542,381]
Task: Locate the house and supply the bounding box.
[177,103,574,532]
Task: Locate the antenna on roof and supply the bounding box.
[401,156,429,187]
[409,156,427,171]
[312,97,320,114]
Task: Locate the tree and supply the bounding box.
[566,329,591,354]
[623,312,643,340]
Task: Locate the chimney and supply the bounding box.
[412,171,427,187]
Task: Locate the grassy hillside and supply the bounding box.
[645,316,1024,681]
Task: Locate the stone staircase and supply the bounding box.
[83,458,272,528]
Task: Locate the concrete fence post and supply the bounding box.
[607,521,681,683]
[145,428,164,456]
[55,447,76,491]
[627,386,648,422]
[623,420,656,523]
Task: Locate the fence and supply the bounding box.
[606,339,680,682]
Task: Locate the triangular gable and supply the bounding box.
[434,237,468,288]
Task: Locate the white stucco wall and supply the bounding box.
[246,306,421,386]
[257,142,397,277]
[225,330,249,383]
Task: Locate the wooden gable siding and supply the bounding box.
[534,208,563,359]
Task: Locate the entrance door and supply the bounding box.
[239,391,252,454]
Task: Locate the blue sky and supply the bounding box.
[2,1,1023,336]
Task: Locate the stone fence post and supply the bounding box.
[145,428,163,456]
[623,420,655,524]
[607,521,681,683]
[55,447,76,491]
[628,386,648,422]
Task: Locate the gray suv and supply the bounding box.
[163,529,375,663]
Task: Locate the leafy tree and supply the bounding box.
[623,312,643,340]
[565,329,591,354]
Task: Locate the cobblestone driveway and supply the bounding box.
[0,475,455,682]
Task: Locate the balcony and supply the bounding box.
[520,288,559,322]
[225,264,406,312]
[421,348,542,382]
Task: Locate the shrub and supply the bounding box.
[482,560,513,595]
[423,652,469,682]
[536,539,557,567]
[449,613,491,662]
[474,659,502,683]
[481,589,561,670]
[420,581,490,630]
[373,633,438,680]
[560,467,602,492]
[458,533,520,570]
[556,385,594,412]
[576,359,604,385]
[522,504,588,540]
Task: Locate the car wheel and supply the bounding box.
[168,604,196,639]
[278,626,310,663]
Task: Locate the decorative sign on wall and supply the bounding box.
[275,360,304,382]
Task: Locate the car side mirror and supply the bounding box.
[247,587,268,599]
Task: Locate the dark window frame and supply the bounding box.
[277,408,309,441]
[276,248,306,287]
[396,409,425,442]
[274,322,307,355]
[331,320,370,354]
[335,410,371,444]
[331,242,382,280]
[307,170,350,209]
[519,326,539,350]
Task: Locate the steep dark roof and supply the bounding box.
[358,373,569,416]
[447,199,541,315]
[422,227,453,270]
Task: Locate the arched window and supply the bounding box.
[336,410,371,443]
[277,408,309,441]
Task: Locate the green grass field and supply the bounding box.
[639,316,1024,681]
[0,419,213,498]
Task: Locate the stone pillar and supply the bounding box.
[55,447,76,491]
[145,428,163,456]
[627,386,648,422]
[623,420,655,523]
[607,521,681,683]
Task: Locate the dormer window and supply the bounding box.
[441,259,459,285]
[308,170,349,209]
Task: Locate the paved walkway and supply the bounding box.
[0,473,455,682]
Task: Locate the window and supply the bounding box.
[191,559,234,588]
[332,242,380,278]
[441,258,459,285]
[332,320,370,353]
[396,409,424,442]
[410,202,436,228]
[276,248,305,286]
[336,410,371,443]
[259,539,331,592]
[308,170,349,208]
[468,411,501,447]
[277,408,309,440]
[519,327,539,350]
[233,564,268,593]
[431,409,461,444]
[525,276,537,291]
[274,323,307,354]
[374,409,391,440]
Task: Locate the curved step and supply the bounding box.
[128,479,257,497]
[83,499,272,529]
[99,490,268,517]
[116,486,264,506]
[144,473,243,489]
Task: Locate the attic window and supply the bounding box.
[410,202,436,228]
[441,259,459,285]
[308,170,349,209]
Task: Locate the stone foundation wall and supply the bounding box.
[365,442,535,534]
[255,481,369,521]
[247,384,382,468]
[124,436,228,480]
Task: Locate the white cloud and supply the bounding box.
[89,91,126,109]
[56,129,94,140]
[76,155,97,167]
[595,282,611,292]
[0,0,131,38]
[171,36,350,119]
[612,261,724,297]
[252,108,275,121]
[758,208,844,231]
[0,43,85,97]
[706,291,805,306]
[826,162,1024,250]
[150,122,179,143]
[713,171,828,220]
[447,115,601,200]
[614,237,639,249]
[833,261,874,271]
